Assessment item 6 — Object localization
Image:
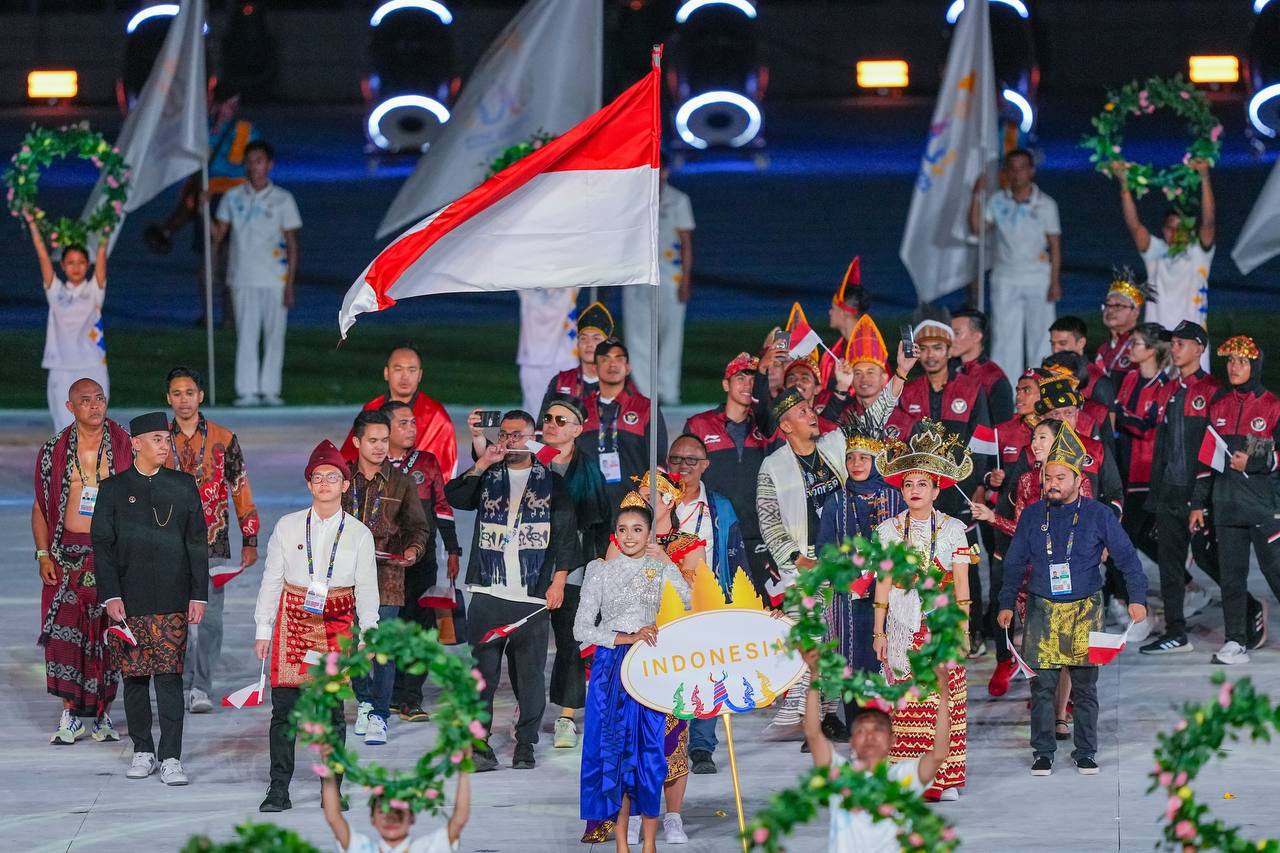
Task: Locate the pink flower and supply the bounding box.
[390,799,410,810]
[1218,681,1233,708]
[1112,145,1122,154]
[468,720,487,739]
[752,827,769,844]
[451,751,464,765]
[1210,124,1223,142]
[326,652,339,676]
[852,554,866,567]
[471,668,487,691]
[1180,90,1191,99]
[879,559,894,571]
[842,666,853,679]
[1138,90,1149,102]
[370,785,384,795]
[934,594,949,608]
[908,833,924,848]
[942,827,957,842]
[1174,719,1188,732]
[425,788,439,800]
[311,763,329,778]
[106,176,118,188]
[1175,820,1195,840]
[877,804,894,817]
[896,695,911,710]
[801,596,816,609]
[20,145,29,153]
[1165,795,1182,820]
[1174,771,1187,787]
[852,759,866,771]
[112,201,122,213]
[1159,771,1173,787]
[922,577,936,590]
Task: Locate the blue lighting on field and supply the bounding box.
[370,0,453,27]
[675,0,756,24]
[1255,0,1272,14]
[126,4,207,35]
[1002,88,1035,133]
[367,94,452,150]
[1249,83,1280,137]
[675,91,762,150]
[946,0,1029,24]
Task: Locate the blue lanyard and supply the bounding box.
[1043,498,1081,563]
[350,474,383,525]
[597,399,619,454]
[305,510,345,584]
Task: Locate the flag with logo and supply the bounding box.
[84,0,208,254]
[376,0,602,238]
[899,0,999,301]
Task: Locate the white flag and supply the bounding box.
[1232,156,1280,275]
[84,0,207,253]
[899,0,999,302]
[375,0,602,239]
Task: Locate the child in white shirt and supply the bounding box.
[321,770,469,853]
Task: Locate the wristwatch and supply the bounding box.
[35,549,49,561]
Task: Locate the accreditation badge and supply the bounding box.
[1049,562,1072,596]
[599,451,623,484]
[303,580,329,615]
[78,486,98,517]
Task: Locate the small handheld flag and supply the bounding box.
[848,571,874,599]
[524,439,561,466]
[785,303,824,359]
[1087,622,1136,666]
[419,583,457,610]
[1003,630,1036,680]
[105,622,138,647]
[479,606,549,644]
[222,658,268,708]
[968,423,999,456]
[210,564,245,589]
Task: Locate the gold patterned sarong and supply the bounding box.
[1022,593,1103,668]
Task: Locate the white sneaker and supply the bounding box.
[50,710,86,745]
[1213,640,1250,665]
[127,752,158,779]
[92,714,120,742]
[938,787,960,801]
[354,702,372,736]
[365,714,388,745]
[664,812,690,844]
[627,818,640,846]
[189,688,213,714]
[1126,617,1153,643]
[554,716,578,749]
[1184,584,1212,616]
[160,757,189,786]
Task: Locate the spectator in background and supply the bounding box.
[212,139,301,408]
[1095,272,1148,382]
[517,288,579,419]
[970,149,1061,381]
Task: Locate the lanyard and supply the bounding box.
[1043,498,1081,563]
[896,510,938,565]
[676,500,707,537]
[350,473,384,525]
[390,450,419,472]
[597,399,619,454]
[73,427,106,487]
[170,421,207,478]
[305,510,345,584]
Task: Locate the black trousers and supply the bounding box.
[123,673,184,761]
[392,556,438,708]
[1155,507,1220,635]
[549,584,586,710]
[1031,666,1098,760]
[270,685,345,791]
[467,593,550,747]
[1217,522,1280,646]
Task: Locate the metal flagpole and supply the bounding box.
[976,151,987,311]
[649,278,659,519]
[201,160,217,405]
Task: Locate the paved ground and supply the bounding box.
[2,407,1279,853]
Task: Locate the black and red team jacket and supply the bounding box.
[1191,386,1280,526]
[1147,369,1221,513]
[1113,371,1169,492]
[683,406,780,543]
[576,386,667,507]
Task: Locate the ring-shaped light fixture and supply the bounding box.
[1002,88,1035,133]
[370,0,453,27]
[367,94,452,150]
[1248,83,1280,138]
[945,0,1029,25]
[675,0,756,24]
[674,91,762,150]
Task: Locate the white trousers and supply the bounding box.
[519,363,561,420]
[47,365,109,433]
[622,281,686,405]
[990,275,1055,381]
[232,287,287,399]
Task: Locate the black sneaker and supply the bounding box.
[800,740,811,754]
[1140,633,1193,655]
[512,743,535,770]
[1030,756,1053,776]
[690,750,717,775]
[473,742,499,772]
[820,713,849,742]
[1076,756,1100,775]
[1248,599,1268,651]
[398,703,430,722]
[258,786,292,812]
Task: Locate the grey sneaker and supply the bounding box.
[1213,640,1250,665]
[50,710,86,745]
[354,701,372,736]
[127,752,158,779]
[160,757,189,786]
[553,716,578,748]
[188,688,213,714]
[365,714,388,746]
[92,714,120,742]
[664,812,689,844]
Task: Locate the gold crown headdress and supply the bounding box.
[1107,266,1155,309]
[626,468,684,506]
[874,419,973,489]
[1217,335,1260,361]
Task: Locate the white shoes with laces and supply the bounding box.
[127,752,158,779]
[1213,640,1250,666]
[664,812,690,843]
[354,701,372,736]
[160,757,189,786]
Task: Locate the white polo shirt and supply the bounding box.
[984,184,1060,284]
[658,185,695,289]
[1141,236,1213,331]
[43,277,106,370]
[215,181,302,290]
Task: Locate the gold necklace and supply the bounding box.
[152,505,173,527]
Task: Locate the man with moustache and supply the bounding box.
[34,377,131,745]
[94,412,209,785]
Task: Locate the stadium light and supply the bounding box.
[856,60,909,89]
[126,4,207,35]
[675,0,756,24]
[674,91,762,150]
[28,70,78,100]
[1255,0,1273,14]
[367,94,451,151]
[1002,88,1035,132]
[1188,55,1240,84]
[370,0,452,27]
[1249,82,1280,137]
[946,0,1029,25]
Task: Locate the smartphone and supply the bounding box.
[774,330,791,351]
[479,410,502,429]
[899,324,915,355]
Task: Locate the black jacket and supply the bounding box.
[92,465,209,615]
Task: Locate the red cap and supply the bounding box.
[723,352,759,381]
[305,440,351,482]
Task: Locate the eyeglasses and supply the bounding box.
[543,413,579,427]
[1101,302,1135,311]
[499,431,533,442]
[309,472,343,484]
[666,455,706,467]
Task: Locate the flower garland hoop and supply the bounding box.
[4,123,129,250]
[783,535,968,705]
[1150,673,1280,853]
[181,822,323,853]
[485,130,557,178]
[744,758,959,853]
[293,619,488,814]
[1082,75,1221,207]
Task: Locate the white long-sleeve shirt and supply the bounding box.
[254,507,381,641]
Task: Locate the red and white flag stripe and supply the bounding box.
[1003,631,1036,680]
[210,564,244,590]
[968,423,998,456]
[525,439,560,467]
[222,659,268,709]
[1087,623,1136,666]
[105,622,138,647]
[339,58,663,336]
[786,303,823,359]
[1197,426,1228,474]
[479,606,549,644]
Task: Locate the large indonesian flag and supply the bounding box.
[339,58,662,336]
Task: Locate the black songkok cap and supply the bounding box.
[130,411,170,436]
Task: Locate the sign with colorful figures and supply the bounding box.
[620,567,805,717]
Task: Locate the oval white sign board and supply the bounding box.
[620,609,805,717]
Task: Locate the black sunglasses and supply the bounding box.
[543,413,580,426]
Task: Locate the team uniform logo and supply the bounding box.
[1252,417,1267,433]
[704,434,722,445]
[1191,395,1206,411]
[623,411,640,426]
[951,398,968,415]
[886,425,901,439]
[411,470,425,484]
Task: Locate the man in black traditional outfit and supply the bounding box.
[93,411,209,785]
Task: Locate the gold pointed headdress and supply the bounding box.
[1045,420,1087,476]
[1107,266,1155,309]
[874,419,973,489]
[626,468,684,506]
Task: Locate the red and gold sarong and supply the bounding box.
[270,583,355,688]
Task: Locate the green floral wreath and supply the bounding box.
[1082,75,1221,208]
[181,822,322,853]
[485,130,557,178]
[1149,673,1280,853]
[4,122,130,249]
[783,535,968,705]
[745,759,959,853]
[292,619,488,814]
